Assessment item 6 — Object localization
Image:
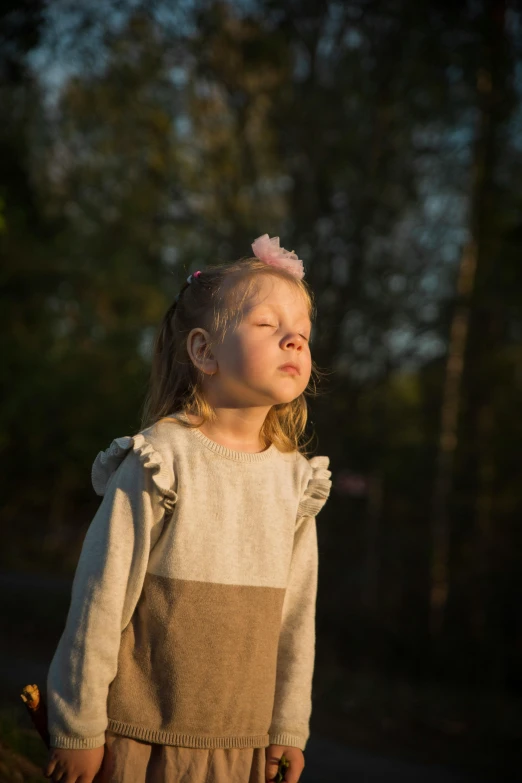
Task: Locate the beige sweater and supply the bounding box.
[46,411,332,752]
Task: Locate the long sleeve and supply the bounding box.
[46,435,176,749]
[268,456,332,751]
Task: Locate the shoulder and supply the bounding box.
[277,447,332,517]
[90,417,185,513]
[294,452,332,518]
[138,415,189,460]
[281,449,330,482]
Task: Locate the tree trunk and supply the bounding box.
[429,240,478,637]
[429,0,507,638]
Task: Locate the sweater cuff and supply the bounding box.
[50,732,106,749]
[268,732,307,750]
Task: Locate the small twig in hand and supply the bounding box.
[275,753,290,782]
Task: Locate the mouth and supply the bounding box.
[278,363,300,375]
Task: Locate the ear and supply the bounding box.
[186,328,217,376]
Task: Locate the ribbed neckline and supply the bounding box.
[173,411,278,463]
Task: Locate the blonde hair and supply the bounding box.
[140,257,327,455]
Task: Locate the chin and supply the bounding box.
[271,392,303,405]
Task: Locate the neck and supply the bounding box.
[185,406,272,453]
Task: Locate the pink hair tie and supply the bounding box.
[251,234,305,279]
[187,270,202,283]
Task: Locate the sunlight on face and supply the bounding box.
[210,275,312,407]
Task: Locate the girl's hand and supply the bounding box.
[265,744,305,783]
[43,745,105,782]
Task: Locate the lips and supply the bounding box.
[278,363,300,374]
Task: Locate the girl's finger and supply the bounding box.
[284,760,305,783]
[265,758,282,781]
[50,760,66,782]
[43,758,56,778]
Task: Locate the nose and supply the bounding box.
[282,332,305,350]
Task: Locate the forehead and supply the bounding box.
[241,275,310,318]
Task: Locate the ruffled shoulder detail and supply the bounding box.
[91,432,178,514]
[297,455,332,519]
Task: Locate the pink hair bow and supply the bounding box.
[251,234,305,280]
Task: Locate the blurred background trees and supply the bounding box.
[1,0,521,775]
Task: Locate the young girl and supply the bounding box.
[44,234,332,783]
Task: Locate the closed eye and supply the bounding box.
[259,324,310,342]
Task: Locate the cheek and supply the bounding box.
[244,344,270,375]
[223,334,261,374]
[237,338,276,379]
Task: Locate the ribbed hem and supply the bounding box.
[50,732,106,749]
[107,719,270,749]
[268,732,307,751]
[173,411,278,462]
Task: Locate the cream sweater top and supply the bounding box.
[46,412,332,752]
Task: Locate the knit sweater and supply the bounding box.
[46,411,332,752]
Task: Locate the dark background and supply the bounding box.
[1,1,521,781]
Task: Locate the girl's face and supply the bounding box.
[208,275,312,407]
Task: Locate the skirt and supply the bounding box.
[93,730,267,783]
